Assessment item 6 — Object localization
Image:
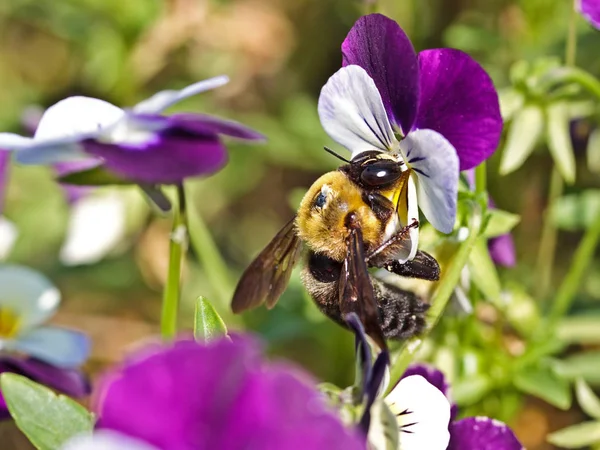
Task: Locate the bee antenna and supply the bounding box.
[323,146,351,163]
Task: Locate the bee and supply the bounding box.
[231,149,440,349]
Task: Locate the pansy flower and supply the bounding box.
[0,265,90,418]
[319,14,501,259]
[0,265,90,368]
[0,76,264,185]
[578,0,600,29]
[60,336,365,450]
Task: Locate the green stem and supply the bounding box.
[187,201,232,306]
[534,0,578,300]
[160,184,187,339]
[547,210,600,326]
[386,203,483,394]
[535,167,564,299]
[475,162,487,196]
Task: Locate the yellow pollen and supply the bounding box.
[0,307,21,338]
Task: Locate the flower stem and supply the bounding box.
[386,202,483,394]
[187,202,232,306]
[161,184,187,339]
[535,167,564,299]
[534,0,578,300]
[547,210,600,327]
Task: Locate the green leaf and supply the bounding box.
[503,284,540,337]
[453,374,494,406]
[547,421,600,448]
[498,88,524,121]
[514,365,572,409]
[588,128,600,175]
[0,373,94,450]
[551,191,600,231]
[59,166,133,186]
[468,238,501,305]
[482,209,520,238]
[553,351,600,385]
[576,378,600,420]
[558,315,600,344]
[546,102,576,184]
[193,296,228,342]
[499,105,543,175]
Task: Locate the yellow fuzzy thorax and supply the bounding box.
[295,171,385,261]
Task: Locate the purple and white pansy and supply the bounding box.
[0,76,264,185]
[318,14,502,260]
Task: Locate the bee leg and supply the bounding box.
[372,277,429,340]
[365,219,419,265]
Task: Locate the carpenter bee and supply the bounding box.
[231,150,440,349]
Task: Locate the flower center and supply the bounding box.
[0,307,21,338]
[396,408,418,434]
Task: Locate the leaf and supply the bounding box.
[551,191,600,231]
[576,378,600,419]
[468,238,501,305]
[499,105,543,175]
[546,102,576,184]
[498,88,525,121]
[58,166,133,186]
[482,208,521,238]
[547,421,600,448]
[453,374,494,406]
[588,128,600,175]
[558,315,600,344]
[0,373,94,450]
[514,365,572,409]
[553,351,600,385]
[193,296,228,342]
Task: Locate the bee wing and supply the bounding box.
[231,217,302,313]
[339,226,387,351]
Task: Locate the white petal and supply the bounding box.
[318,65,396,157]
[391,172,419,262]
[386,375,451,450]
[0,217,18,260]
[368,400,400,450]
[0,133,36,149]
[9,326,90,368]
[133,75,230,114]
[14,97,125,165]
[0,265,60,331]
[60,191,127,266]
[61,431,158,450]
[400,129,459,234]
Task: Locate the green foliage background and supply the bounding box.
[2,0,600,448]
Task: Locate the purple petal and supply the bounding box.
[579,0,600,29]
[54,158,102,203]
[448,417,523,450]
[488,233,516,267]
[403,364,450,397]
[0,150,9,214]
[82,133,227,185]
[0,355,90,419]
[170,114,265,141]
[342,14,419,135]
[415,49,502,171]
[96,336,364,450]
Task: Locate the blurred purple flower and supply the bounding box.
[0,356,89,420]
[578,0,600,29]
[0,77,264,185]
[61,336,365,450]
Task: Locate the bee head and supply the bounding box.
[295,171,381,260]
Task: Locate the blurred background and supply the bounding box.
[1,0,599,448]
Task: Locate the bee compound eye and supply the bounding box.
[314,191,327,208]
[360,161,402,187]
